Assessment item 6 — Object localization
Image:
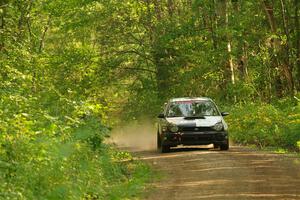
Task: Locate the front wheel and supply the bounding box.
[157,132,161,149]
[220,140,229,151]
[161,145,170,153]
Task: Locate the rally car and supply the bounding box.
[157,97,229,153]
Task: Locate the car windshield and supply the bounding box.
[166,100,220,117]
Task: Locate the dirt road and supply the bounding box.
[110,124,300,199]
[133,146,300,200]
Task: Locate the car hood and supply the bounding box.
[166,116,223,127]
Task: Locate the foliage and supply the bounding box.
[0,0,300,198]
[0,132,151,199]
[227,100,300,150]
[0,1,153,199]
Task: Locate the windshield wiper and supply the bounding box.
[184,116,206,119]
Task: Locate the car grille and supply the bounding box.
[179,126,214,132]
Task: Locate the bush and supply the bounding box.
[227,102,300,150]
[0,123,151,199]
[0,99,151,199]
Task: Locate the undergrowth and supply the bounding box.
[226,97,300,151]
[0,116,152,200]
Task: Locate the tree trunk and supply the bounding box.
[0,12,4,51]
[209,11,217,49]
[262,0,294,96]
[225,0,235,85]
[39,16,51,52]
[295,0,300,90]
[262,0,277,33]
[153,0,162,21]
[0,1,7,51]
[167,0,175,17]
[239,42,249,81]
[280,0,294,95]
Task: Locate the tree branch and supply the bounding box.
[121,67,157,74]
[39,15,51,52]
[119,49,154,62]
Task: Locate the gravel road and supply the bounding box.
[133,146,300,200]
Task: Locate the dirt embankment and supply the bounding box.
[109,123,300,200]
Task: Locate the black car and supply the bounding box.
[157,97,229,153]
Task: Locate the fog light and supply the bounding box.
[170,125,179,133]
[213,122,223,131]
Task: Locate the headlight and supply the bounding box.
[169,124,179,132]
[213,122,223,131]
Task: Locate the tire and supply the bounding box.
[157,132,161,149]
[161,145,170,153]
[213,144,220,149]
[220,140,229,151]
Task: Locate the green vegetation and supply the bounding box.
[0,0,300,199]
[0,1,153,199]
[0,140,151,199]
[227,100,300,150]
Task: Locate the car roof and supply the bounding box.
[169,97,212,102]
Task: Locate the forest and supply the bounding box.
[0,0,300,199]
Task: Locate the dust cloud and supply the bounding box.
[108,120,157,151]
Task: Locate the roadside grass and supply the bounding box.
[109,148,163,200]
[107,162,153,200]
[259,146,300,158]
[233,144,300,160]
[104,149,154,200]
[135,162,165,200]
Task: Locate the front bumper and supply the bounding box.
[162,131,228,146]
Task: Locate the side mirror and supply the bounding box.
[221,112,229,116]
[157,113,165,118]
